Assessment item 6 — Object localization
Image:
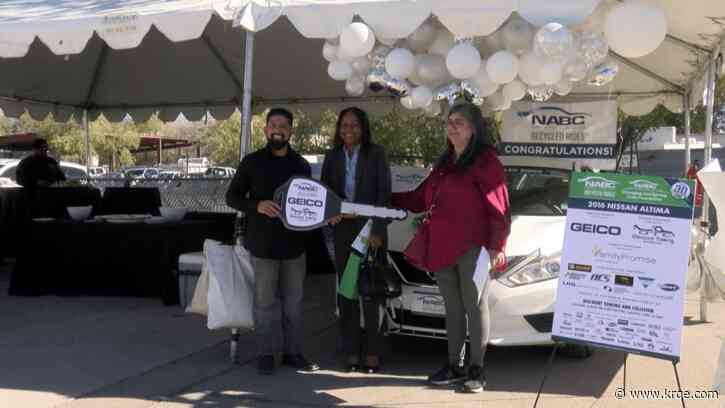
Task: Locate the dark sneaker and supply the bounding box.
[461,365,486,393]
[257,355,275,375]
[428,363,466,385]
[281,354,320,372]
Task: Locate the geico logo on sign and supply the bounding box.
[570,223,622,235]
[287,197,323,207]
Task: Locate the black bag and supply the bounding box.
[358,248,402,299]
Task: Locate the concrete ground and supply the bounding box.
[1,259,722,408]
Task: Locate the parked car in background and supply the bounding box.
[123,167,160,179]
[204,166,236,178]
[88,166,108,178]
[159,170,181,179]
[0,159,88,186]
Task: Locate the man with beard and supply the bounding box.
[226,108,319,375]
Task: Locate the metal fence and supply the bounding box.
[89,177,236,213]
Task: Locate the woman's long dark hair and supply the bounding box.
[435,102,496,170]
[333,107,372,149]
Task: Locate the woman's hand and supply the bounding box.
[328,215,343,225]
[369,234,383,249]
[488,249,506,274]
[257,200,281,218]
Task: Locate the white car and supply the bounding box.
[382,161,591,356]
[0,159,88,186]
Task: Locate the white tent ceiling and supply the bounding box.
[0,0,723,122]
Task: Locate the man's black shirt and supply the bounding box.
[16,155,66,188]
[226,147,311,259]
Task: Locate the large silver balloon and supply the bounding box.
[434,83,462,106]
[588,60,619,86]
[577,31,609,68]
[563,57,590,82]
[461,80,484,106]
[527,85,555,102]
[386,77,411,97]
[533,22,575,64]
[371,45,392,66]
[366,67,390,92]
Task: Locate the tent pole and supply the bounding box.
[700,60,717,322]
[239,30,255,160]
[84,109,91,179]
[684,93,691,175]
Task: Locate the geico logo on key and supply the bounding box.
[288,197,323,207]
[570,223,621,235]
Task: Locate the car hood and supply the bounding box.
[505,215,566,257]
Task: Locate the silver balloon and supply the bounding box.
[371,45,392,66]
[386,77,411,97]
[434,83,462,106]
[533,22,575,63]
[577,31,609,68]
[461,80,484,106]
[527,86,555,102]
[588,60,619,86]
[501,15,534,55]
[366,67,390,92]
[563,57,590,82]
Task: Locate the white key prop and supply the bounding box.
[274,177,408,231]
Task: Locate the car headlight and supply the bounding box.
[499,251,561,288]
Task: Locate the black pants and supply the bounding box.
[333,218,383,357]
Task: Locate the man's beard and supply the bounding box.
[267,134,289,151]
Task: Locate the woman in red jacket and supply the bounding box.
[393,102,510,393]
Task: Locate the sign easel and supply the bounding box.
[535,172,695,408]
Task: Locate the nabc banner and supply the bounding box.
[500,100,617,165]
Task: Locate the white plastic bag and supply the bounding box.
[205,239,255,330]
[185,257,209,315]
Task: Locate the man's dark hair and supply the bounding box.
[32,138,48,149]
[266,108,293,127]
[435,102,496,171]
[333,107,372,148]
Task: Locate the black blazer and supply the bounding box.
[320,143,392,237]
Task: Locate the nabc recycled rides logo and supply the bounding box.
[579,176,618,189]
[516,107,591,126]
[629,179,659,191]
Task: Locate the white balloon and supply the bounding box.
[325,37,339,46]
[471,64,499,97]
[328,61,353,81]
[407,21,437,52]
[605,1,667,58]
[336,46,355,62]
[345,76,366,96]
[518,52,543,86]
[446,42,481,79]
[340,22,376,58]
[554,80,573,96]
[503,79,527,101]
[540,62,563,85]
[416,54,448,85]
[534,22,574,63]
[487,91,511,111]
[408,55,427,86]
[428,29,455,57]
[411,86,434,108]
[501,15,534,55]
[351,57,371,74]
[486,51,519,84]
[322,42,338,62]
[400,95,416,110]
[385,48,416,79]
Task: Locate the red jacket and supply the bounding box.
[393,147,511,272]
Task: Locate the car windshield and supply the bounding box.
[506,167,569,216]
[125,169,144,177]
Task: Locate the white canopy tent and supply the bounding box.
[0,0,723,316]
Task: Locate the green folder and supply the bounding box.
[337,219,373,300]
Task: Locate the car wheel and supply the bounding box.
[557,343,594,359]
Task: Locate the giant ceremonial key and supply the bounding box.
[274,177,408,231]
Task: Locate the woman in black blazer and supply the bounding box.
[321,107,392,373]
